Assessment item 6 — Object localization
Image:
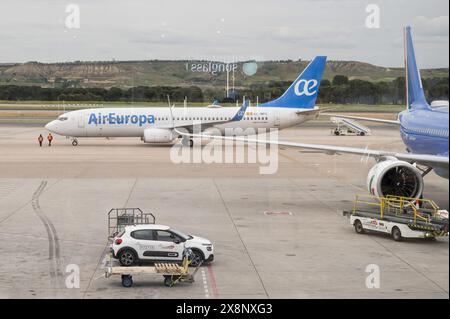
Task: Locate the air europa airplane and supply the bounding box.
[45,56,327,146]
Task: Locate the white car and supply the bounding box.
[112,224,214,267]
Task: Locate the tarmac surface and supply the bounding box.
[0,121,448,299]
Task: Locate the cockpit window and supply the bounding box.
[58,117,68,121]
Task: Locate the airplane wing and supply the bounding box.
[174,130,449,169]
[161,100,249,132]
[322,113,400,125]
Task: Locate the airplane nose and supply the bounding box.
[45,121,57,133]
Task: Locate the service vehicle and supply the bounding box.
[344,194,449,241]
[330,117,371,136]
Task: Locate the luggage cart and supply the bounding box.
[105,248,202,288]
[108,208,156,239]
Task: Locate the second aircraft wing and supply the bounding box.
[174,130,449,169]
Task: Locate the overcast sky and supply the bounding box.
[0,0,448,68]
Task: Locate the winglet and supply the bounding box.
[230,99,249,121]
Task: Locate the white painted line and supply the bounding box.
[201,269,209,299]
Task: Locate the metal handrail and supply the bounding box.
[352,194,440,225]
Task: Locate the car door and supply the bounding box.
[129,229,159,261]
[153,229,185,262]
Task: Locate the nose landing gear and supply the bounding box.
[72,139,78,146]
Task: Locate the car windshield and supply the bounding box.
[170,228,192,240]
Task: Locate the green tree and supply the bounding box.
[332,75,349,86]
[391,77,406,105]
[106,87,124,101]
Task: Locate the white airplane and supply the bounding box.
[177,27,449,201]
[45,56,327,147]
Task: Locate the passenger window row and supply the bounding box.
[155,116,269,122]
[411,127,449,137]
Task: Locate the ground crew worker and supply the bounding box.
[47,133,53,146]
[38,134,44,147]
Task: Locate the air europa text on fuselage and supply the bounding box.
[88,113,155,126]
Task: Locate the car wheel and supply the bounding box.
[189,249,204,267]
[392,227,402,242]
[119,249,137,266]
[354,220,365,234]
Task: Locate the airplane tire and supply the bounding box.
[189,139,194,147]
[181,138,189,147]
[72,140,78,146]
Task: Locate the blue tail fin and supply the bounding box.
[260,56,327,109]
[405,26,430,110]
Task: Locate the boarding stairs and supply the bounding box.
[331,117,371,136]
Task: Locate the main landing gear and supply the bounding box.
[181,137,194,147]
[71,139,78,146]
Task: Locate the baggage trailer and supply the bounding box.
[105,248,202,288]
[344,195,449,241]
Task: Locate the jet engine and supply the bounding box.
[142,128,176,143]
[367,160,424,199]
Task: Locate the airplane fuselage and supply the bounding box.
[399,106,449,178]
[46,106,318,138]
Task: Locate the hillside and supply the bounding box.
[0,60,448,89]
